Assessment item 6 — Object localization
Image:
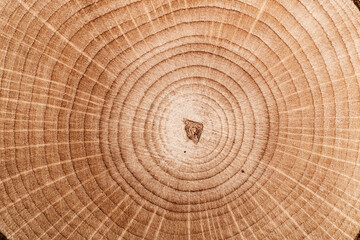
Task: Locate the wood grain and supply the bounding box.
[1,0,360,239]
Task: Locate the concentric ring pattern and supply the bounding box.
[1,0,360,239]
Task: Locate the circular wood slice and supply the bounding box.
[1,0,360,239]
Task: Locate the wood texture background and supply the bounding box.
[1,0,360,239]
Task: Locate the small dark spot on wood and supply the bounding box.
[184,151,186,153]
[0,232,8,240]
[355,230,360,240]
[353,0,360,10]
[241,170,245,173]
[183,119,203,144]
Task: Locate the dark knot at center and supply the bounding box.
[183,119,203,144]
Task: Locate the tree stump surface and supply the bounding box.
[0,0,360,239]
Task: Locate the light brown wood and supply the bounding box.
[1,0,360,239]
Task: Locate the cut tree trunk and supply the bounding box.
[1,0,360,239]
